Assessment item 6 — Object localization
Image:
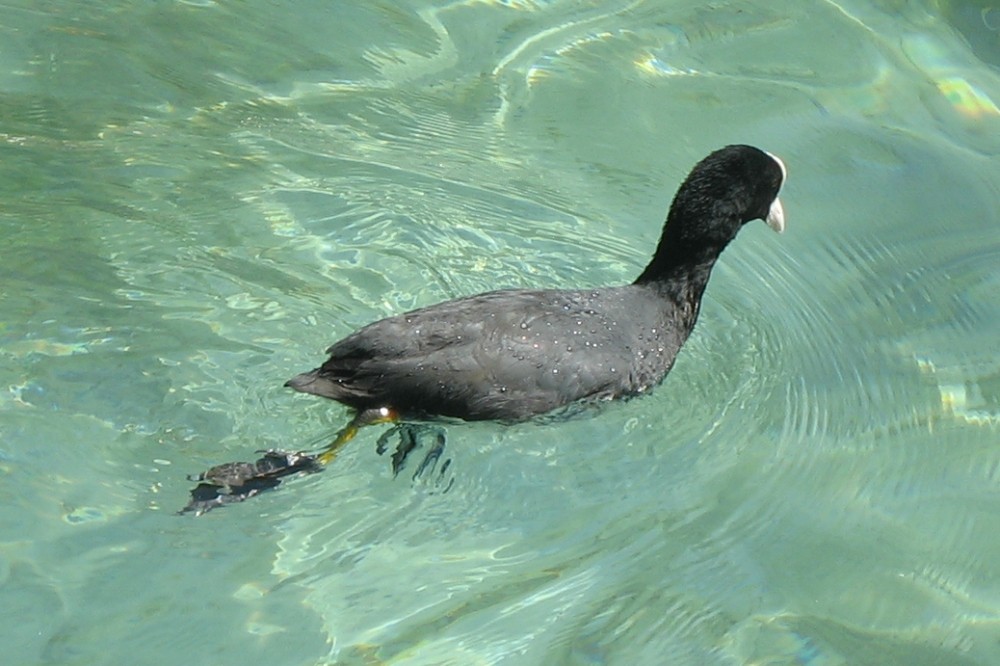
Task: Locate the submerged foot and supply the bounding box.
[180,413,453,514]
[376,424,453,491]
[181,449,321,515]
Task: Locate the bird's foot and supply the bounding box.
[181,449,322,515]
[376,424,453,491]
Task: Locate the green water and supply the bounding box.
[2,1,1000,664]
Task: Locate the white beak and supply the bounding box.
[765,196,785,233]
[763,151,787,234]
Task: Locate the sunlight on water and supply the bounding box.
[2,0,1000,664]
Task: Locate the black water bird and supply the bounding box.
[289,145,786,457]
[183,144,786,512]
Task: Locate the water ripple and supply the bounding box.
[5,0,1000,664]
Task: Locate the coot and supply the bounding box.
[287,145,786,438]
[182,145,787,510]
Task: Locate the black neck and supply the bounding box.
[634,249,718,315]
[633,208,734,287]
[631,207,737,334]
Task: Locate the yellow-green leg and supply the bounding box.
[317,407,399,464]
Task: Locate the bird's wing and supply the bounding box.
[312,289,638,419]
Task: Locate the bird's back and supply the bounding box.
[286,285,691,421]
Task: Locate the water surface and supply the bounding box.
[2,1,1000,664]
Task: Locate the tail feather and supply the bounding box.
[285,370,344,399]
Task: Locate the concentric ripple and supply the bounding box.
[4,0,1000,664]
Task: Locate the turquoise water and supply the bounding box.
[3,0,1000,664]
